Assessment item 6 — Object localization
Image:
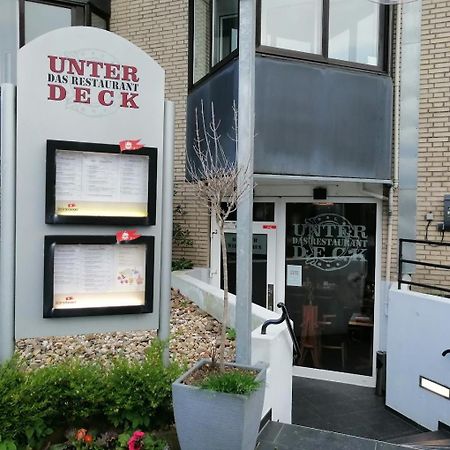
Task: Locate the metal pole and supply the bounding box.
[236,0,256,365]
[0,83,16,362]
[158,100,175,366]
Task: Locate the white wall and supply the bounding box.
[172,269,293,424]
[386,288,450,430]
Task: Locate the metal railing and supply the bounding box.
[398,238,450,295]
[261,302,301,364]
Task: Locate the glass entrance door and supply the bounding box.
[285,202,377,377]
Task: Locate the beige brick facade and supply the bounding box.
[413,0,450,291]
[110,0,211,267]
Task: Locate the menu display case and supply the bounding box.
[46,140,157,225]
[43,235,154,318]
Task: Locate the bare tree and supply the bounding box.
[186,100,251,371]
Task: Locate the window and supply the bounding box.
[259,0,387,70]
[191,0,239,85]
[329,0,380,66]
[24,1,72,44]
[91,12,108,30]
[260,0,322,55]
[20,0,111,47]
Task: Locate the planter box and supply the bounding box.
[172,359,266,450]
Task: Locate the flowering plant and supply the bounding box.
[49,428,166,450]
[127,431,145,450]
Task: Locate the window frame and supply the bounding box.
[19,0,110,47]
[256,0,390,73]
[188,0,239,90]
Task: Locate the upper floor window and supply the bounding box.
[259,0,387,70]
[20,0,110,46]
[191,0,238,84]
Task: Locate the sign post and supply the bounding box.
[0,83,16,362]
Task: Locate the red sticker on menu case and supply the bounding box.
[263,225,277,230]
[119,139,144,151]
[116,230,141,243]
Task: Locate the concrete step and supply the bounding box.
[389,430,450,449]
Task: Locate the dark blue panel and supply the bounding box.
[254,56,393,180]
[186,60,238,179]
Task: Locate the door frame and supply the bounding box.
[209,205,277,310]
[276,196,383,387]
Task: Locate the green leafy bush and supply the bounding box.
[0,357,26,442]
[171,258,193,271]
[198,370,261,395]
[104,341,182,431]
[0,341,181,449]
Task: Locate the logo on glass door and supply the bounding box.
[292,214,368,271]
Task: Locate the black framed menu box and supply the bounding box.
[43,235,154,318]
[46,140,157,225]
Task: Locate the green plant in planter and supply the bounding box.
[198,370,260,395]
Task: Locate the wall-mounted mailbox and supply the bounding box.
[437,194,450,232]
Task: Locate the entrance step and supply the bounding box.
[389,430,450,449]
[257,421,411,450]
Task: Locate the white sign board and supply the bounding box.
[16,27,164,338]
[286,265,302,287]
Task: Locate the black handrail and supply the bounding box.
[261,302,302,363]
[398,238,450,294]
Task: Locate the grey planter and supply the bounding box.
[172,359,266,450]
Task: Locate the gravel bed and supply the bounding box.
[16,290,235,368]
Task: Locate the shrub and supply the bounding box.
[171,258,193,271]
[0,357,26,442]
[0,341,181,449]
[104,341,182,431]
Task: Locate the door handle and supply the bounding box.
[267,284,274,310]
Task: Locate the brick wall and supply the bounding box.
[110,0,210,267]
[412,0,450,292]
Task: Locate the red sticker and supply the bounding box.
[263,225,277,230]
[116,230,141,243]
[119,139,144,152]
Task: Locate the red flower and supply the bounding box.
[75,428,87,441]
[128,430,145,450]
[84,434,94,444]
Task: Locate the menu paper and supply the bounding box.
[55,150,149,217]
[53,244,146,309]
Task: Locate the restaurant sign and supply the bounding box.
[292,213,368,271]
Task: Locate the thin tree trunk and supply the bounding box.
[219,223,228,372]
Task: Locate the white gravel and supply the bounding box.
[16,289,235,368]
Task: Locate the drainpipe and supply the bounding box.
[386,2,402,288]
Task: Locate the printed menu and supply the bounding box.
[53,244,146,309]
[55,150,149,217]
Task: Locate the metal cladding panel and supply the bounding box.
[186,59,239,178]
[254,56,393,180]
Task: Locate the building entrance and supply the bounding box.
[285,202,377,379]
[210,196,381,385]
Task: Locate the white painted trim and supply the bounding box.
[293,366,376,388]
[210,204,277,310]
